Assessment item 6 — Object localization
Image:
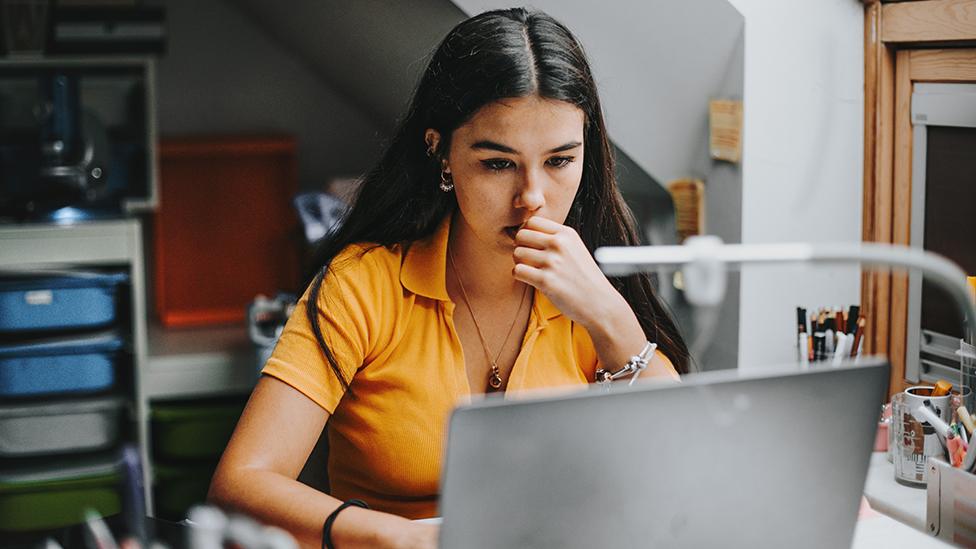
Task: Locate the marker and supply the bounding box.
[914,400,951,439]
[932,379,953,397]
[948,432,965,467]
[799,332,809,365]
[832,333,850,366]
[846,305,860,335]
[825,314,835,356]
[814,312,826,361]
[807,327,814,362]
[959,406,976,435]
[850,317,865,358]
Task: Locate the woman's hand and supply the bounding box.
[512,215,623,328]
[376,517,439,549]
[512,216,678,380]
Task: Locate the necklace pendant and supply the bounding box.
[487,368,503,391]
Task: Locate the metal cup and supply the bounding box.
[893,385,953,487]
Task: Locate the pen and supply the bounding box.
[119,445,147,546]
[83,510,120,549]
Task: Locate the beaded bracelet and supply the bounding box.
[595,341,657,386]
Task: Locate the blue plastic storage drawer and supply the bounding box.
[0,333,123,397]
[0,271,128,333]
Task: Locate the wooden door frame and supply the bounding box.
[862,0,976,397]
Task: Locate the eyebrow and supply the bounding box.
[471,140,582,154]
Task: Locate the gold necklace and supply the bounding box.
[448,247,529,392]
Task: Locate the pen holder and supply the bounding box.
[893,386,954,487]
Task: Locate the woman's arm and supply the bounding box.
[513,216,679,380]
[208,376,438,549]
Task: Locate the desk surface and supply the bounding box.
[853,500,948,548]
[863,451,929,530]
[860,452,950,548]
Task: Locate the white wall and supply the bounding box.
[728,0,864,369]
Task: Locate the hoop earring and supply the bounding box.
[439,170,454,192]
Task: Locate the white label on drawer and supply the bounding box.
[25,290,53,305]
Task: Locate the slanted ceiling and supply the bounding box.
[228,0,467,132]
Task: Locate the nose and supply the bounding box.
[513,167,546,212]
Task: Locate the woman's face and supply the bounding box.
[439,95,586,253]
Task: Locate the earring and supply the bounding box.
[426,145,435,158]
[439,169,454,192]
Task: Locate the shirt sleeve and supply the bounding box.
[261,246,389,413]
[571,322,601,382]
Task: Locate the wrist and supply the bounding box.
[582,289,634,337]
[330,507,404,549]
[374,514,416,549]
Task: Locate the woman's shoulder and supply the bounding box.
[327,241,405,284]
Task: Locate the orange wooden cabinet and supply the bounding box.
[154,136,301,327]
[862,0,976,396]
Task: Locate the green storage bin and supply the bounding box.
[0,455,121,532]
[151,399,245,460]
[152,461,216,521]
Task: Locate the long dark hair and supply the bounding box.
[307,8,689,390]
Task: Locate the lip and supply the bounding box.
[503,221,526,240]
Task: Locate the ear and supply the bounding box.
[424,129,441,156]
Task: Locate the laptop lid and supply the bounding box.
[438,359,889,549]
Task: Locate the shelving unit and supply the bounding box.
[0,219,152,512]
[0,219,262,521]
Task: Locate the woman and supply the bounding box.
[209,7,688,549]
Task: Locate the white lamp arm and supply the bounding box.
[595,238,976,347]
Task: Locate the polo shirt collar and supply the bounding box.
[401,215,452,302]
[400,214,563,321]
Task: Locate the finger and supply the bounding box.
[513,245,549,268]
[523,215,564,234]
[514,228,552,250]
[512,263,546,289]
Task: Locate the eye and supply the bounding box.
[481,158,515,171]
[546,156,575,168]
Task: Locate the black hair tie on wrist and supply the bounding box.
[323,499,369,549]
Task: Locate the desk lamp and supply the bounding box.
[595,236,976,384]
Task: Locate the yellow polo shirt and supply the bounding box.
[263,216,643,518]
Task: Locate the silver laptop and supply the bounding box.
[437,359,889,549]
